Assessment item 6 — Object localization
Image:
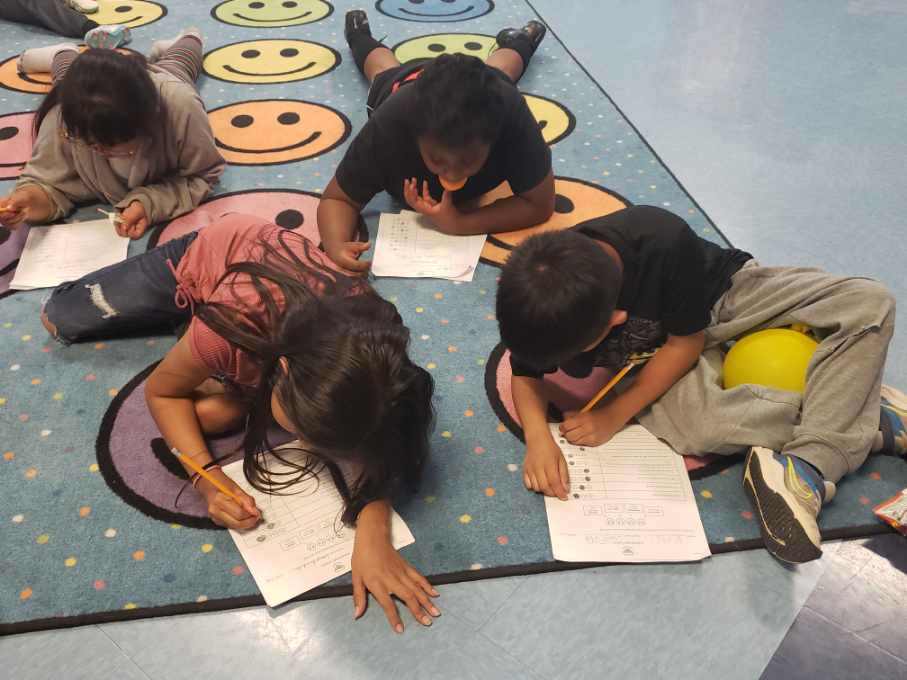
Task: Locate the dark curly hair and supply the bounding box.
[409,53,508,149]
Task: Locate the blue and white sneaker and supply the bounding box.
[743,448,836,564]
[879,385,907,458]
[84,24,132,50]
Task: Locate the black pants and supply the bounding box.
[0,0,97,38]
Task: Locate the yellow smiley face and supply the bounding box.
[523,93,575,145]
[393,33,497,63]
[478,177,629,266]
[212,0,333,27]
[91,0,167,28]
[208,99,351,165]
[0,47,137,94]
[203,39,340,84]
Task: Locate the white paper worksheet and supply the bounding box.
[545,424,711,563]
[9,218,128,290]
[222,444,415,607]
[371,210,486,281]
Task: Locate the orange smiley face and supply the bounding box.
[0,47,138,94]
[478,177,629,266]
[208,99,351,165]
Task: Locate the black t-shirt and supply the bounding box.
[510,205,753,379]
[335,64,552,206]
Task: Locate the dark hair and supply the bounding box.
[410,53,507,149]
[34,49,160,146]
[496,229,622,370]
[197,230,435,525]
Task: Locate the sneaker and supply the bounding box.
[66,0,99,14]
[879,385,907,458]
[345,9,371,42]
[496,20,547,55]
[84,24,132,50]
[743,447,836,564]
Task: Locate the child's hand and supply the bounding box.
[117,201,150,239]
[524,433,570,500]
[560,407,627,447]
[197,471,261,531]
[0,190,38,227]
[403,178,460,233]
[351,522,440,633]
[325,239,371,273]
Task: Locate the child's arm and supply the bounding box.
[404,171,555,236]
[513,374,570,500]
[317,177,370,273]
[145,334,259,529]
[560,331,706,446]
[351,499,441,633]
[0,185,55,228]
[117,85,225,235]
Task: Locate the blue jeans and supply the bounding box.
[44,232,198,344]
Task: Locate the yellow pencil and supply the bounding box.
[579,362,634,413]
[173,450,257,513]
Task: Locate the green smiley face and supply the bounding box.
[212,0,333,27]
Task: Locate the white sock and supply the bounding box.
[149,28,202,62]
[17,43,79,74]
[65,0,99,14]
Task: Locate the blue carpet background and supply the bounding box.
[1,0,904,633]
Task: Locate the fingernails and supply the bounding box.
[395,624,404,634]
[430,589,440,597]
[422,616,432,626]
[429,606,440,616]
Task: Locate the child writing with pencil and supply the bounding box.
[318,10,554,272]
[0,29,224,239]
[496,205,905,564]
[40,213,439,633]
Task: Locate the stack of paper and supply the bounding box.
[545,424,711,563]
[10,218,128,290]
[222,444,415,607]
[371,210,487,282]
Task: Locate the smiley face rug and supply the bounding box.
[212,0,333,27]
[3,0,902,636]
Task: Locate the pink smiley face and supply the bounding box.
[0,111,35,180]
[150,188,367,250]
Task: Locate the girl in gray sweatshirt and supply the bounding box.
[0,30,225,239]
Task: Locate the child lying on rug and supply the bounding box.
[0,0,129,47]
[0,29,224,239]
[40,213,440,632]
[318,9,555,272]
[496,204,905,564]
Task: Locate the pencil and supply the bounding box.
[173,450,256,513]
[580,362,634,413]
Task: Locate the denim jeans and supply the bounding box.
[44,232,198,343]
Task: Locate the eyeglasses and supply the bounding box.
[59,128,139,158]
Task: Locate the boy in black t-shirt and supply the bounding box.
[497,205,904,564]
[318,10,555,272]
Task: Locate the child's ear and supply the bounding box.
[611,310,628,327]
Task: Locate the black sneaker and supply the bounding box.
[496,19,547,55]
[344,9,371,42]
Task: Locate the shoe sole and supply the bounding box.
[743,450,822,564]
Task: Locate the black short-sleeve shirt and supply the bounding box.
[335,64,552,206]
[510,205,752,379]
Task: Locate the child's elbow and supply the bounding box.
[535,197,555,224]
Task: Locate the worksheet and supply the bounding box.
[371,210,486,282]
[222,444,415,607]
[545,424,711,563]
[9,217,127,290]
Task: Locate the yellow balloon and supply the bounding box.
[723,328,818,394]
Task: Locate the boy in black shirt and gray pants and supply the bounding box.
[318,10,554,272]
[497,205,904,563]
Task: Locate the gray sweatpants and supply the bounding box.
[0,0,96,39]
[636,261,896,482]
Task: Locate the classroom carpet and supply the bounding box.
[1,0,904,635]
